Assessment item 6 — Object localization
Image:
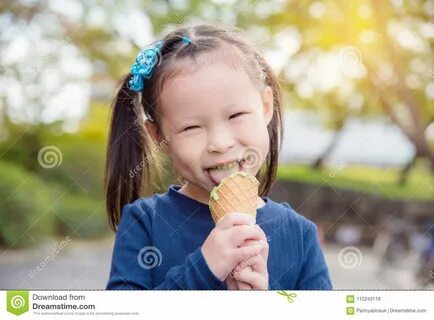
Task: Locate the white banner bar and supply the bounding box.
[0,290,432,319]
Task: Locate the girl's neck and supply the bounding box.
[178,181,266,209]
[178,181,210,205]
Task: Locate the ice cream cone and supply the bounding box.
[209,171,260,224]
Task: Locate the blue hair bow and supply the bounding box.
[129,40,164,92]
[128,37,192,92]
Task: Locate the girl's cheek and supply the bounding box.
[172,132,206,147]
[171,134,206,159]
[233,117,261,137]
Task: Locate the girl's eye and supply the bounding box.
[183,126,200,132]
[229,112,245,119]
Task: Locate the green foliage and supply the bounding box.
[53,193,109,239]
[0,161,54,248]
[277,164,434,201]
[0,103,110,248]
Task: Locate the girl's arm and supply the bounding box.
[106,202,226,290]
[295,219,333,290]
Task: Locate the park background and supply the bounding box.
[0,0,433,289]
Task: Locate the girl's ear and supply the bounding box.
[144,120,169,154]
[262,86,274,126]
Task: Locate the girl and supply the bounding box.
[105,24,332,290]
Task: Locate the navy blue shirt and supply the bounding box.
[107,185,332,290]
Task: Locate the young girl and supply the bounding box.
[105,24,332,290]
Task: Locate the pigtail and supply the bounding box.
[258,56,284,197]
[104,75,152,231]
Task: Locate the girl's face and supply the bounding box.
[147,53,273,204]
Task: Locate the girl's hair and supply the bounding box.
[105,24,283,231]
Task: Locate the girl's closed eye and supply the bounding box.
[180,112,248,133]
[229,112,247,119]
[182,125,201,133]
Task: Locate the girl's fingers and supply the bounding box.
[254,224,267,242]
[244,239,259,246]
[234,253,267,274]
[226,269,253,290]
[234,267,267,290]
[253,225,269,261]
[233,241,265,262]
[236,279,253,290]
[225,275,238,290]
[229,225,262,247]
[217,213,255,230]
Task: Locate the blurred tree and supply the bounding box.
[258,0,433,183]
[1,0,432,186]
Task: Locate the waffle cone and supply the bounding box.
[209,171,260,224]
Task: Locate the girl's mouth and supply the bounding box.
[205,160,245,186]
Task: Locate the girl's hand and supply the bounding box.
[226,225,269,290]
[232,251,269,290]
[201,213,266,282]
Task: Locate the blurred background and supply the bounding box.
[0,0,433,289]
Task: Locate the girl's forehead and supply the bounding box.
[159,53,259,116]
[159,54,259,120]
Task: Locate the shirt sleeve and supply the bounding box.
[106,201,226,290]
[295,219,333,290]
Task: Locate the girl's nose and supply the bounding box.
[207,127,235,153]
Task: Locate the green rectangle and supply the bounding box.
[346,306,355,315]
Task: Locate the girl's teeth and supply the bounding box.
[208,161,241,185]
[212,161,238,170]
